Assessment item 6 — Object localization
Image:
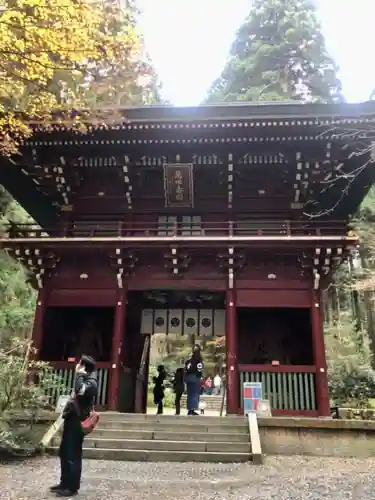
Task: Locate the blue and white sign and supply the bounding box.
[243,382,262,414]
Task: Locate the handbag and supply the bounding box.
[81,409,100,435]
[73,399,100,435]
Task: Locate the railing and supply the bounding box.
[135,335,150,413]
[5,219,351,240]
[46,362,110,407]
[239,365,317,413]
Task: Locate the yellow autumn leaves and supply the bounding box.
[0,0,140,154]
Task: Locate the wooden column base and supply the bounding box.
[311,289,330,416]
[108,289,126,410]
[226,288,239,414]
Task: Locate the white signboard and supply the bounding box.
[256,399,272,418]
[55,395,71,413]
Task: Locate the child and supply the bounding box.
[173,368,184,415]
[204,376,213,395]
[199,400,206,415]
[153,365,166,415]
[200,377,205,396]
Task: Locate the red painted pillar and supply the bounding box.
[31,289,46,360]
[108,289,127,410]
[226,288,239,414]
[311,288,330,416]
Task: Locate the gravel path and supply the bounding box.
[1,455,374,499]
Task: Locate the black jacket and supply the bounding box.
[63,371,98,421]
[173,372,184,394]
[153,371,166,403]
[185,356,204,379]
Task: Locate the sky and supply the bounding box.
[138,0,375,106]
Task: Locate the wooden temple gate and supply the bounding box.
[1,102,374,416]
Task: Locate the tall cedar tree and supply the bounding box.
[205,0,343,103]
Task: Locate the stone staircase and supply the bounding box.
[181,395,225,411]
[48,412,254,463]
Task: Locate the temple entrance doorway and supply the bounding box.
[40,306,115,408]
[41,306,114,362]
[237,307,316,413]
[123,290,226,415]
[237,307,313,366]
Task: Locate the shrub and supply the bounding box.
[328,365,375,408]
[0,337,64,457]
[325,315,375,408]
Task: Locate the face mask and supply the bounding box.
[76,363,86,374]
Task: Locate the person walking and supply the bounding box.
[213,373,222,396]
[50,355,98,497]
[185,344,204,416]
[172,367,184,415]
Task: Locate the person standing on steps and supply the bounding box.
[213,373,222,396]
[185,344,204,416]
[50,355,98,497]
[153,365,167,415]
[172,367,185,415]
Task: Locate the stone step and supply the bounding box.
[92,428,249,442]
[181,395,223,400]
[99,412,238,423]
[46,446,252,463]
[98,413,245,426]
[98,420,247,433]
[84,437,251,453]
[48,412,253,463]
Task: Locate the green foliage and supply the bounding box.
[0,338,64,456]
[325,313,375,407]
[0,195,35,345]
[150,334,225,379]
[148,334,225,411]
[205,0,343,103]
[204,336,226,376]
[321,185,375,407]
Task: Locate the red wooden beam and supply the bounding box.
[226,288,239,415]
[50,361,111,369]
[311,289,330,416]
[108,289,127,410]
[238,364,316,373]
[30,289,46,361]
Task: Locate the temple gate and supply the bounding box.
[1,102,374,416]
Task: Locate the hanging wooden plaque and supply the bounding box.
[164,163,194,208]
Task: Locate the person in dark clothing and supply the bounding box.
[185,344,204,416]
[153,365,167,415]
[50,355,98,497]
[173,367,184,415]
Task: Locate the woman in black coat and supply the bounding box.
[173,368,184,415]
